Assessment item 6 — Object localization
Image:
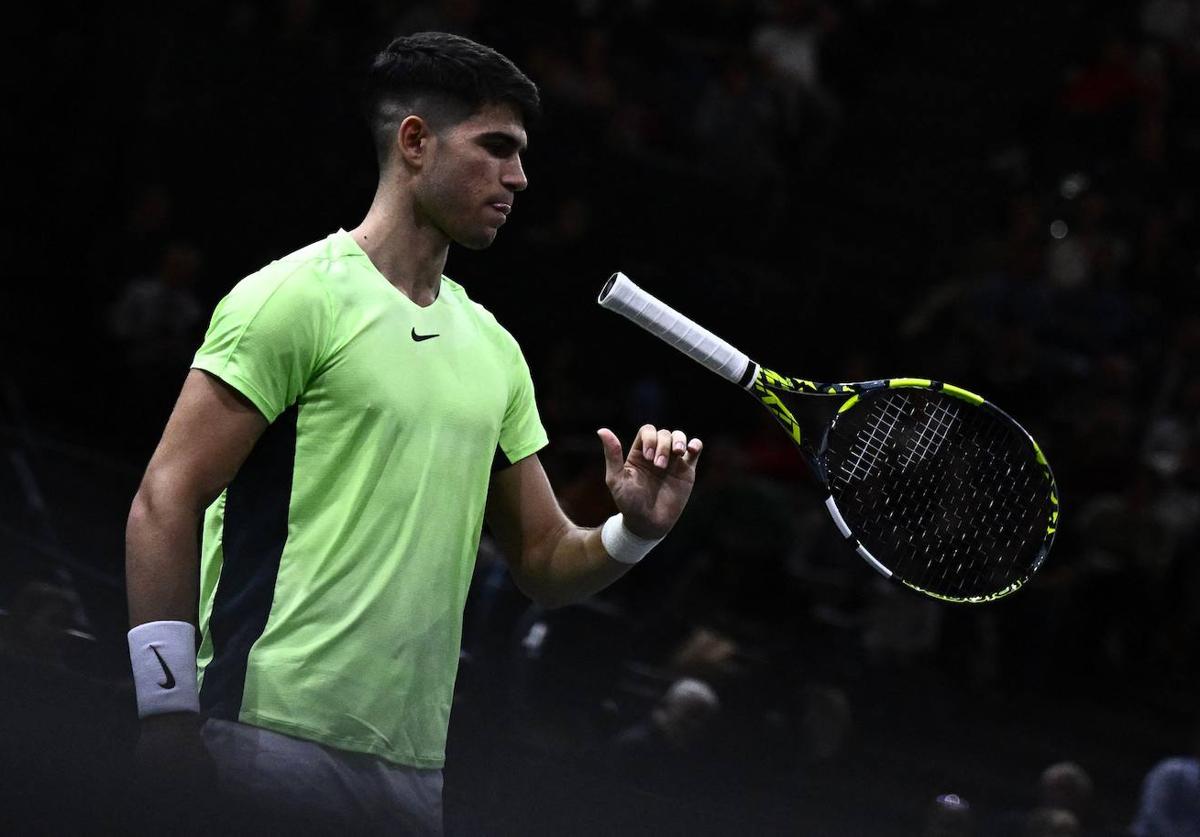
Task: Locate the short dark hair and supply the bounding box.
[364,32,541,169]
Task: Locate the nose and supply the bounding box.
[502,154,528,192]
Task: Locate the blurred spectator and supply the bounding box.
[860,576,942,668]
[1036,762,1095,831]
[1141,0,1197,49]
[1024,807,1081,837]
[751,0,841,163]
[651,469,806,647]
[993,762,1100,837]
[608,677,722,796]
[1130,723,1200,837]
[107,240,204,374]
[752,0,835,104]
[668,625,743,684]
[524,29,620,147]
[506,600,637,757]
[797,683,852,763]
[1072,466,1176,676]
[0,579,132,834]
[105,239,206,450]
[0,580,81,666]
[553,28,618,117]
[692,49,786,212]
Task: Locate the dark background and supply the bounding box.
[2,1,1199,834]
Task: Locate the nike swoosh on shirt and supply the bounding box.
[150,645,176,690]
[411,328,440,342]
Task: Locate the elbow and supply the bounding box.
[124,475,209,568]
[126,487,155,549]
[126,482,171,544]
[130,467,217,526]
[127,485,157,527]
[125,486,168,577]
[507,558,587,610]
[509,572,574,610]
[504,522,580,609]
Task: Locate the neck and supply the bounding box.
[349,180,450,307]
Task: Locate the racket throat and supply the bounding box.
[738,360,760,390]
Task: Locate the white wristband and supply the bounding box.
[601,514,663,565]
[128,620,200,718]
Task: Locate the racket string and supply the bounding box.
[897,396,959,470]
[828,390,1051,599]
[842,406,899,483]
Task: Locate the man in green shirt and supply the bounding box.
[124,32,702,834]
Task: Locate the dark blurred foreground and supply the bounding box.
[0,568,1190,835]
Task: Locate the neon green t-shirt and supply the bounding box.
[190,230,547,768]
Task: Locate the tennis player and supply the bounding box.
[124,32,702,834]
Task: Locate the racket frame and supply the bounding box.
[755,372,1058,603]
[599,272,1059,604]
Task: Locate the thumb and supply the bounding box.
[596,428,624,484]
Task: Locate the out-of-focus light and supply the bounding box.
[1060,172,1089,200]
[1050,220,1069,239]
[936,794,970,810]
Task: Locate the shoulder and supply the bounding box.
[441,276,522,355]
[221,236,343,312]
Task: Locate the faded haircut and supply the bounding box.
[363,32,540,170]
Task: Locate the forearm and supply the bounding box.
[125,489,203,628]
[514,521,634,608]
[489,437,696,609]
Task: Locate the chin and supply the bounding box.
[455,229,499,251]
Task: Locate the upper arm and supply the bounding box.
[137,265,329,511]
[135,369,269,513]
[485,453,570,576]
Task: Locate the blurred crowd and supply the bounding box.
[4,0,1200,833]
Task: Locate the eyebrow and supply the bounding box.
[479,131,528,153]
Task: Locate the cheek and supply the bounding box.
[418,171,461,227]
[437,160,488,207]
[457,164,502,225]
[421,153,501,236]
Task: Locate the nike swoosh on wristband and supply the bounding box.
[150,645,176,689]
[411,328,440,342]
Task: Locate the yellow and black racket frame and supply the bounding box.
[745,365,1059,603]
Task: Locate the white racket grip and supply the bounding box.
[598,272,757,387]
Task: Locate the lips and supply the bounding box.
[489,202,512,215]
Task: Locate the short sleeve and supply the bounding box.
[191,267,332,422]
[497,341,548,466]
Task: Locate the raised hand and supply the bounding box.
[597,424,703,539]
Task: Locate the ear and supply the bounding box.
[396,115,432,168]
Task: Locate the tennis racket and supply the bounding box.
[598,272,1058,604]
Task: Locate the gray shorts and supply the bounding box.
[200,717,443,836]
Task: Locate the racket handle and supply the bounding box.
[598,272,757,388]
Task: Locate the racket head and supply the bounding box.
[815,381,1058,603]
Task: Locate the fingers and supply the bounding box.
[596,428,624,485]
[633,424,703,471]
[638,424,658,463]
[670,429,687,457]
[654,428,673,468]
